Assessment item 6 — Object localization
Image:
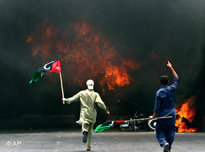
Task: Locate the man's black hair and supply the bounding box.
[160,75,169,85]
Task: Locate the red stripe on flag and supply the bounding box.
[115,120,126,124]
[51,60,62,73]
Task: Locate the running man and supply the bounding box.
[62,79,110,151]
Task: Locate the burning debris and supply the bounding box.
[175,97,197,132]
[27,21,140,92]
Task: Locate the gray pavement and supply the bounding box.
[0,131,205,152]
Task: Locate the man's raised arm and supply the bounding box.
[167,61,178,78]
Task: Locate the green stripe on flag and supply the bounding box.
[94,124,111,133]
[29,71,45,84]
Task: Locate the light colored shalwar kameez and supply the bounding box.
[65,89,107,147]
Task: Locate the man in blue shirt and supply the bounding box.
[150,61,179,152]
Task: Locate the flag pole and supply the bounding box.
[59,72,65,104]
[125,116,172,122]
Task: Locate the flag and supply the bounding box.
[29,59,62,84]
[94,120,125,133]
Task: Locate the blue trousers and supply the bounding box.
[156,123,175,150]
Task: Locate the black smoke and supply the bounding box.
[0,0,205,130]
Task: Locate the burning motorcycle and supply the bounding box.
[120,111,157,131]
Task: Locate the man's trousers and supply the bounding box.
[82,122,94,147]
[156,123,175,150]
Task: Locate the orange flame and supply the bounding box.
[175,97,197,132]
[27,21,140,92]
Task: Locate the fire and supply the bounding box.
[27,21,140,92]
[175,97,197,132]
